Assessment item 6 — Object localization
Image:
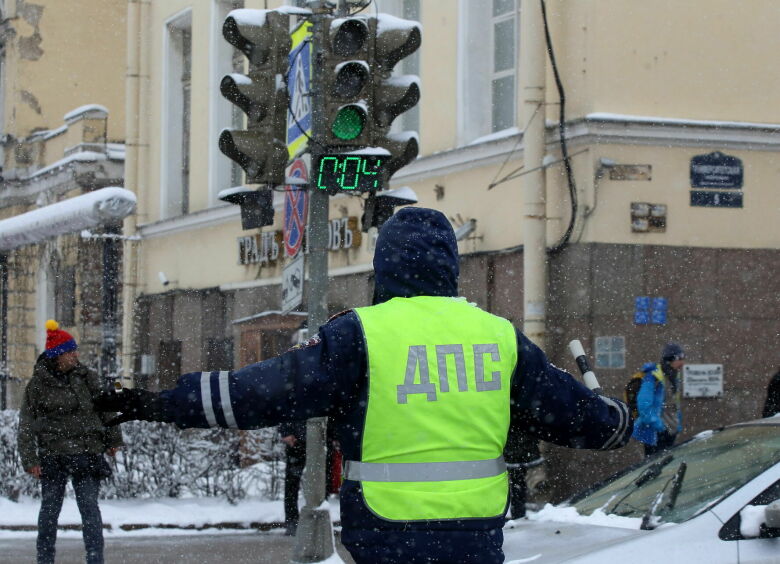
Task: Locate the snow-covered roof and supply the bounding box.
[0,187,136,251]
[232,310,308,325]
[28,151,107,180]
[63,104,109,122]
[376,13,423,34]
[227,8,268,28]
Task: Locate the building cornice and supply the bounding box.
[133,114,780,236]
[137,203,240,238]
[391,113,780,186]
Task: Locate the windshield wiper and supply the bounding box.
[664,462,687,512]
[640,462,687,530]
[609,454,674,516]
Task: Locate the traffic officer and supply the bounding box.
[95,207,632,564]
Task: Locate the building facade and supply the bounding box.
[0,0,127,407]
[124,0,779,499]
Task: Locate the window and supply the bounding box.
[458,0,518,143]
[55,266,76,327]
[162,10,193,218]
[35,257,56,352]
[572,425,780,526]
[595,336,626,369]
[210,1,244,205]
[491,0,517,132]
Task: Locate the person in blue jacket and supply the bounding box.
[632,343,685,457]
[95,207,633,564]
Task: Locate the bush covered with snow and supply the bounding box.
[1,410,285,503]
[0,410,39,499]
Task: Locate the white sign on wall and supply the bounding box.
[281,253,304,314]
[683,364,724,398]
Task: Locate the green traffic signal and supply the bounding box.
[332,105,366,140]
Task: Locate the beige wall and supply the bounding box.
[2,0,127,142]
[543,0,780,124]
[132,0,780,298]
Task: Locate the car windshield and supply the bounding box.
[569,423,780,525]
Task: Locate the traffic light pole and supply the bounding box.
[291,4,337,562]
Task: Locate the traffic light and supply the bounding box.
[219,9,291,185]
[322,16,372,147]
[317,13,421,192]
[219,188,275,230]
[369,14,421,179]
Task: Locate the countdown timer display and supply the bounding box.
[314,154,386,194]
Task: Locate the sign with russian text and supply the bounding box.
[690,151,743,189]
[238,231,282,265]
[683,364,724,398]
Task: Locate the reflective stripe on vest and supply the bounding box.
[344,456,506,482]
[353,296,517,522]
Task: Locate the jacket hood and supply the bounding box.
[372,207,459,304]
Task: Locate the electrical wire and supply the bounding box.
[540,0,578,255]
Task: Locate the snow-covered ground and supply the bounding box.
[0,496,647,563]
[0,495,340,539]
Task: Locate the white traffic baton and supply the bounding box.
[568,339,603,394]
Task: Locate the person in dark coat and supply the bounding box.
[278,420,307,535]
[95,207,633,564]
[762,368,780,417]
[503,420,541,520]
[18,320,122,564]
[278,418,340,536]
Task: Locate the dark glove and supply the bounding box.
[93,389,166,426]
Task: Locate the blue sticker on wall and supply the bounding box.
[634,296,668,325]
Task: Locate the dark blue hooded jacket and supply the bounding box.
[159,207,632,537]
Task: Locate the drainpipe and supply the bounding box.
[120,0,146,385]
[0,252,7,410]
[520,0,548,349]
[101,223,121,385]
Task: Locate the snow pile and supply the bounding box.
[0,495,342,537]
[526,503,642,530]
[740,504,767,538]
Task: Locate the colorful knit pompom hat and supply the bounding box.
[44,319,78,358]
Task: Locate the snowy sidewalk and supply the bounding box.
[0,495,341,536]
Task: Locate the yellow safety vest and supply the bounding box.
[351,296,517,521]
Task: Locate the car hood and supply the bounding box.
[503,519,648,563]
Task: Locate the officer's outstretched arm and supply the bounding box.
[97,316,365,430]
[513,331,633,450]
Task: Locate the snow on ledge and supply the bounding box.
[64,104,109,122]
[586,112,780,131]
[468,127,521,146]
[29,151,107,179]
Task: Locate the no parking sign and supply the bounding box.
[284,158,308,257]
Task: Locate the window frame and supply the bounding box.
[594,335,626,369]
[161,8,193,220]
[457,0,519,145]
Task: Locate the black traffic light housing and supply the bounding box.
[361,186,418,231]
[319,13,422,189]
[219,9,291,186]
[219,188,275,230]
